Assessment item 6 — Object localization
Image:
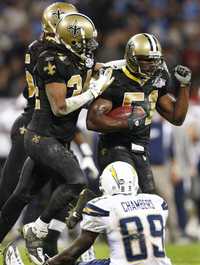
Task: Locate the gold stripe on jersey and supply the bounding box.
[122,92,145,106]
[122,66,142,85]
[25,70,36,98]
[25,53,31,64]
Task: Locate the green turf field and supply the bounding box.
[1,242,200,265]
[95,242,200,265]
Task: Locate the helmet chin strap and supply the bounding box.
[59,38,94,68]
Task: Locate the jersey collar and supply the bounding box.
[122,66,148,85]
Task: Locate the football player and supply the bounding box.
[44,161,172,265]
[86,33,191,194]
[0,2,78,208]
[0,2,100,259]
[0,1,81,256]
[0,12,113,265]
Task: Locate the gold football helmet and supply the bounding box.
[125,33,163,77]
[42,2,78,34]
[56,13,98,67]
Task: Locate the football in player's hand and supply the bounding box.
[107,105,146,120]
[107,106,132,120]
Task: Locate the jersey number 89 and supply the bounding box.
[120,214,165,262]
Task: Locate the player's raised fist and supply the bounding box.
[174,65,192,86]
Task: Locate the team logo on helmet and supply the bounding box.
[52,9,65,20]
[67,20,81,37]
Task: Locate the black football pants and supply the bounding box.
[97,139,156,194]
[0,114,30,208]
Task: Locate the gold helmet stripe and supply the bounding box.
[143,33,158,52]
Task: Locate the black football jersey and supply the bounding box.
[23,39,48,114]
[100,66,170,147]
[28,43,90,142]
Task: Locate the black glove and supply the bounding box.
[174,65,192,87]
[127,106,147,130]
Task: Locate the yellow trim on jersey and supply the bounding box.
[83,207,95,214]
[122,66,142,85]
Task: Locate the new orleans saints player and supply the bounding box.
[20,13,112,265]
[87,33,191,194]
[0,2,94,258]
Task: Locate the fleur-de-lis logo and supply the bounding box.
[52,9,65,20]
[32,135,40,144]
[44,62,56,75]
[67,20,81,37]
[19,126,27,135]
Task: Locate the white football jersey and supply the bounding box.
[81,193,172,265]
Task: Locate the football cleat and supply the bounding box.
[23,224,45,265]
[3,241,24,265]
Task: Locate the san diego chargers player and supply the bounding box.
[44,161,172,265]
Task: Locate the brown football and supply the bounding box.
[107,106,132,120]
[107,105,145,120]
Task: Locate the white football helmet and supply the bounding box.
[99,161,139,196]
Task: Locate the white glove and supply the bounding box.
[174,65,192,86]
[81,156,99,179]
[89,67,114,98]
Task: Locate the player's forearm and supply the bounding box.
[157,86,189,126]
[46,235,93,265]
[46,253,76,265]
[46,244,80,265]
[87,115,128,132]
[172,85,189,125]
[54,90,94,116]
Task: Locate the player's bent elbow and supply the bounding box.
[86,119,97,131]
[51,104,67,117]
[172,117,185,126]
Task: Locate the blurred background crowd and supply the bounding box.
[0,0,200,244]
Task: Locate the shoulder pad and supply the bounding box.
[27,40,44,54]
[83,201,110,217]
[37,51,57,76]
[56,52,71,66]
[104,59,126,69]
[28,40,40,50]
[25,40,45,67]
